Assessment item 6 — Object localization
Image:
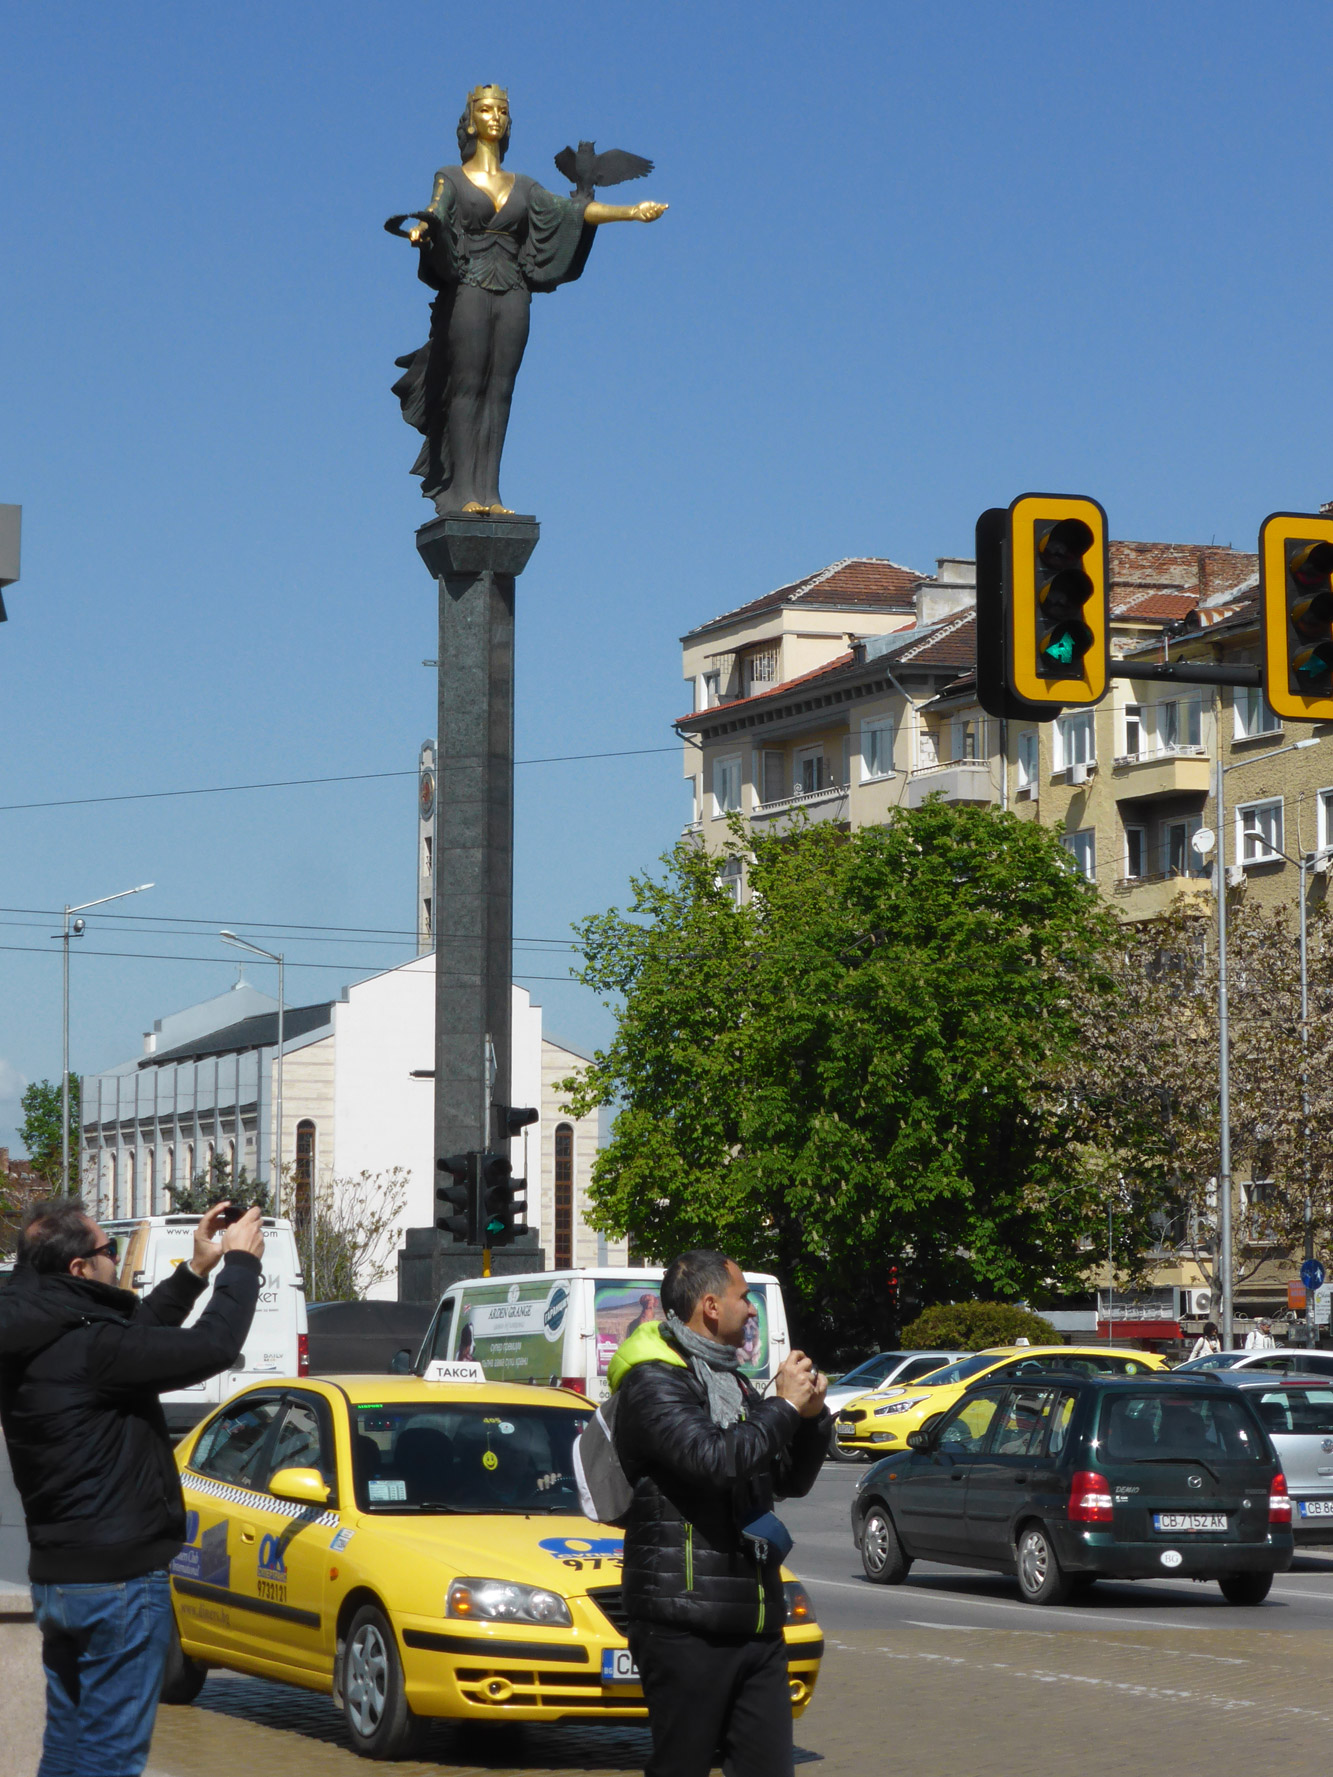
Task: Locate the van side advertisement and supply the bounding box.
[593,1282,770,1378]
[454,1280,570,1379]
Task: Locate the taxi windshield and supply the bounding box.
[352,1403,590,1514]
[909,1352,1007,1388]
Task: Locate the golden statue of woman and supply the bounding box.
[388,86,667,515]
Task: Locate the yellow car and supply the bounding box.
[833,1345,1168,1457]
[163,1373,823,1757]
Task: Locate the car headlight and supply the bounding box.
[874,1396,930,1416]
[783,1580,817,1625]
[446,1578,572,1628]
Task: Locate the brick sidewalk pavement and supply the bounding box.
[141,1624,1333,1777]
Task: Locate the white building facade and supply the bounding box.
[81,960,620,1296]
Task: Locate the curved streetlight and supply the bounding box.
[54,883,154,1200]
[219,932,286,1233]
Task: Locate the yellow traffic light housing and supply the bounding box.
[1008,494,1110,711]
[1261,512,1333,722]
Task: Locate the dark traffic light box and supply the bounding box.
[1261,512,1333,724]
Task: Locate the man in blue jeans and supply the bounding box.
[0,1197,263,1777]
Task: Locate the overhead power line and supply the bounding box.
[0,906,579,946]
[0,746,680,814]
[0,940,575,982]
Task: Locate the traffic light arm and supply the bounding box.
[1109,661,1261,688]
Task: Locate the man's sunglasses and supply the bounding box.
[83,1238,118,1264]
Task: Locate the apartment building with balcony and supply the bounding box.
[676,536,1324,1331]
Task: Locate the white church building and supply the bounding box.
[79,960,624,1295]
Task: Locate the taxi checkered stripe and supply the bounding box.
[183,1471,340,1528]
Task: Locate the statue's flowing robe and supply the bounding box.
[392,168,594,505]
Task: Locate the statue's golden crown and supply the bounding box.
[468,84,508,105]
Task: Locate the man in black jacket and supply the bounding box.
[0,1197,263,1777]
[611,1249,830,1777]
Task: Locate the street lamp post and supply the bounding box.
[1210,734,1321,1349]
[218,934,289,1259]
[55,883,154,1203]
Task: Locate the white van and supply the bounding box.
[104,1215,308,1433]
[411,1267,791,1403]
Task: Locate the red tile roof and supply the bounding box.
[686,557,924,637]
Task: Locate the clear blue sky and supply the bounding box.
[2,1,1329,1154]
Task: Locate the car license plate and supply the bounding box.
[836,1420,856,1434]
[602,1648,640,1686]
[1298,1499,1333,1518]
[1153,1512,1227,1532]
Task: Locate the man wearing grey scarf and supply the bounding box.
[611,1250,830,1777]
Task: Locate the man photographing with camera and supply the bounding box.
[608,1250,830,1777]
[0,1198,263,1777]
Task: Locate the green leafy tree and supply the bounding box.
[901,1301,1060,1351]
[561,804,1152,1360]
[301,1169,410,1301]
[19,1077,81,1193]
[165,1153,270,1216]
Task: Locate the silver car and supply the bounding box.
[1220,1376,1333,1540]
[1177,1350,1333,1380]
[827,1351,969,1461]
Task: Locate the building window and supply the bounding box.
[164,1145,174,1189]
[759,750,785,804]
[918,725,939,770]
[294,1120,316,1225]
[1061,828,1096,881]
[1124,826,1147,880]
[1158,698,1202,752]
[422,834,432,877]
[795,748,828,794]
[1234,687,1281,740]
[952,718,978,763]
[700,670,721,711]
[108,1152,118,1213]
[554,1123,574,1271]
[125,1151,136,1215]
[712,755,741,817]
[1237,797,1283,864]
[1164,818,1205,878]
[716,856,743,904]
[422,896,432,939]
[861,719,893,781]
[1054,711,1095,771]
[1319,787,1333,855]
[1123,705,1144,759]
[1016,729,1039,792]
[186,1142,195,1185]
[743,647,778,696]
[145,1148,156,1213]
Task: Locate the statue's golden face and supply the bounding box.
[469,93,509,141]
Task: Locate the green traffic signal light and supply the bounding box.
[1035,518,1096,678]
[481,1152,515,1246]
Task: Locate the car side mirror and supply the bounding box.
[906,1430,931,1451]
[268,1466,330,1505]
[389,1347,413,1374]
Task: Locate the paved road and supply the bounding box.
[142,1460,1333,1777]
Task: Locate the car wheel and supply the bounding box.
[1016,1524,1072,1606]
[1218,1572,1273,1606]
[860,1504,911,1584]
[159,1617,207,1705]
[341,1603,426,1760]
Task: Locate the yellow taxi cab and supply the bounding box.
[163,1367,824,1758]
[833,1345,1168,1458]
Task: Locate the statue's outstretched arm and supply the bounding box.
[584,199,668,224]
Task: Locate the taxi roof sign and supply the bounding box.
[422,1359,486,1384]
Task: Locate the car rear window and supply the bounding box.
[1255,1388,1333,1436]
[352,1403,590,1514]
[1099,1392,1268,1463]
